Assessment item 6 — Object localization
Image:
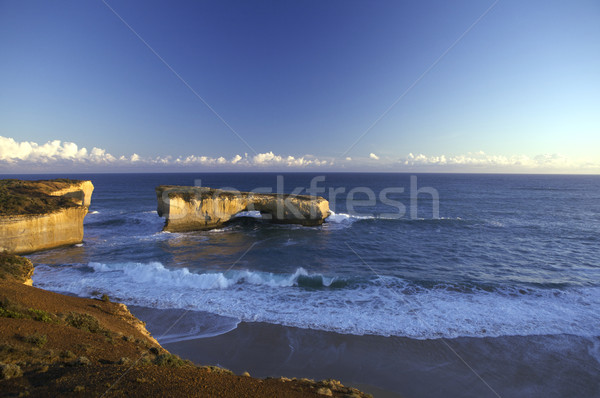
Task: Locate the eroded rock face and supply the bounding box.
[48,180,94,207]
[156,186,330,232]
[0,180,94,254]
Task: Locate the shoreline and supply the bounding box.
[0,254,371,397]
[135,310,599,398]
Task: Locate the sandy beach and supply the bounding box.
[138,309,599,397]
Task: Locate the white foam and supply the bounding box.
[88,211,100,214]
[129,308,240,344]
[231,210,262,219]
[84,262,333,289]
[326,211,373,223]
[324,211,462,224]
[33,262,600,340]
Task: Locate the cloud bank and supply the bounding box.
[0,136,597,173]
[0,136,330,170]
[401,151,599,171]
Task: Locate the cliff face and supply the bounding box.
[156,186,330,232]
[0,207,89,254]
[47,180,94,207]
[0,180,94,254]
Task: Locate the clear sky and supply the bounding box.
[1,0,599,173]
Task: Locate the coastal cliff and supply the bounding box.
[0,179,94,254]
[47,180,94,207]
[156,186,330,232]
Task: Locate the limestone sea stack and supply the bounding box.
[156,185,330,232]
[0,179,94,254]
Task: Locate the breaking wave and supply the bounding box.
[33,261,600,340]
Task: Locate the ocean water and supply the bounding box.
[8,173,600,396]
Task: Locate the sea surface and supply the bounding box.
[7,173,600,397]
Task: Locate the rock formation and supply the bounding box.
[47,180,94,207]
[156,186,330,232]
[0,179,94,254]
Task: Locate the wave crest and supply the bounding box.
[33,262,600,339]
[88,262,343,290]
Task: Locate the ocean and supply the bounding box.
[8,172,600,397]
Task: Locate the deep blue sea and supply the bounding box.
[7,172,600,396]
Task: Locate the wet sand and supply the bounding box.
[154,317,600,398]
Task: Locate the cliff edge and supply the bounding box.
[0,179,94,254]
[0,254,370,397]
[156,186,330,232]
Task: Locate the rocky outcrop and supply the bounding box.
[156,186,330,232]
[47,180,94,207]
[0,179,94,254]
[0,252,34,285]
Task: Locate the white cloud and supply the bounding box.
[401,151,596,171]
[253,151,282,165]
[249,151,328,167]
[0,136,336,170]
[0,136,113,163]
[89,147,116,163]
[1,136,597,173]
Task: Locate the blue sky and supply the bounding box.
[0,0,599,172]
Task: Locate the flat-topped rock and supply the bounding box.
[156,186,330,232]
[0,179,94,254]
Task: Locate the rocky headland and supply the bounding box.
[0,179,94,254]
[156,185,330,232]
[0,179,368,397]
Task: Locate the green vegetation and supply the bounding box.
[22,333,47,348]
[65,312,103,333]
[0,298,58,324]
[0,363,23,380]
[0,179,82,216]
[153,353,193,368]
[0,252,33,283]
[60,350,75,359]
[29,309,54,323]
[199,365,234,375]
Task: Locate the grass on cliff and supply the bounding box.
[0,297,58,323]
[0,179,82,216]
[0,252,34,283]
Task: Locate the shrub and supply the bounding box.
[153,353,191,367]
[65,312,102,333]
[23,333,47,348]
[0,298,27,319]
[0,253,33,283]
[0,363,22,380]
[60,350,75,359]
[28,309,56,323]
[0,298,57,324]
